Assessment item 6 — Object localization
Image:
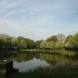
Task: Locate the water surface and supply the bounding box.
[0,52,78,72]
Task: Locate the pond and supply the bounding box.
[0,52,78,72]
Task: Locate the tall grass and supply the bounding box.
[7,67,78,78]
[6,60,78,78]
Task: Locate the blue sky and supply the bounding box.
[0,0,78,41]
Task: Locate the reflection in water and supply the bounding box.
[0,52,78,72]
[13,57,50,72]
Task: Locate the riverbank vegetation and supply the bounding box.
[0,32,78,52]
[7,67,78,78]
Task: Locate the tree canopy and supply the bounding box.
[0,33,78,51]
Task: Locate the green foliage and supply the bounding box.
[40,41,48,49]
[0,34,35,50]
[25,38,35,49]
[46,35,58,42]
[0,37,4,48]
[66,38,74,49]
[65,35,73,43]
[15,36,23,47]
[65,33,78,50]
[0,32,78,51]
[20,39,27,49]
[73,33,78,48]
[55,41,65,50]
[65,35,73,49]
[15,37,35,49]
[47,41,55,49]
[35,40,43,49]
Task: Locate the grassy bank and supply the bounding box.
[21,49,78,56]
[7,67,78,78]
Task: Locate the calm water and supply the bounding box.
[0,52,78,72]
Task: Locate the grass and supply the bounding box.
[21,49,78,56]
[6,67,78,78]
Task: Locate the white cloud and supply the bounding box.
[0,0,68,18]
[4,10,26,18]
[0,0,78,40]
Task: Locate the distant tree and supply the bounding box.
[35,40,43,49]
[11,40,16,47]
[40,41,48,49]
[0,37,4,48]
[57,34,66,42]
[20,39,27,49]
[0,33,10,39]
[65,33,78,50]
[24,38,29,48]
[55,41,65,50]
[4,38,12,46]
[15,36,23,47]
[69,33,78,50]
[28,40,35,49]
[47,41,55,49]
[65,35,73,43]
[46,35,58,42]
[25,38,35,49]
[65,35,73,50]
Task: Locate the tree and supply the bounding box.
[65,35,73,43]
[0,37,4,48]
[20,39,27,49]
[65,33,78,50]
[65,35,73,50]
[28,40,35,49]
[46,35,58,42]
[25,38,35,49]
[15,36,23,47]
[40,41,48,49]
[70,33,78,50]
[47,41,55,49]
[57,34,66,42]
[35,40,43,49]
[55,41,65,50]
[4,38,12,47]
[0,33,10,39]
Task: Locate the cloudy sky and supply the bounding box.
[0,0,78,41]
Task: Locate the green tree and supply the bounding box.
[28,40,35,49]
[65,35,73,50]
[35,40,43,49]
[0,37,4,48]
[46,35,58,42]
[4,38,12,47]
[65,33,78,50]
[15,36,23,47]
[25,38,35,49]
[55,41,65,50]
[40,41,48,49]
[65,35,73,43]
[20,39,27,49]
[68,33,78,50]
[47,41,55,49]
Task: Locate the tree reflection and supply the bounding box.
[0,52,78,68]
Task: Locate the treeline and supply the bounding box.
[40,33,78,51]
[0,32,78,51]
[0,34,35,50]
